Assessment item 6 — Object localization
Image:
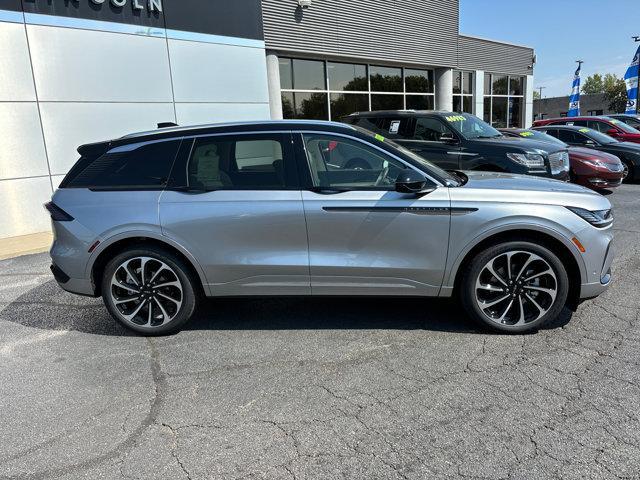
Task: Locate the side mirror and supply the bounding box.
[440,132,458,143]
[395,169,433,195]
[607,128,619,136]
[584,140,596,146]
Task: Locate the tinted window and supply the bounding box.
[330,93,369,120]
[406,69,434,93]
[406,95,434,110]
[328,62,367,91]
[303,134,408,190]
[509,76,523,95]
[587,120,610,133]
[292,59,325,90]
[66,140,180,189]
[282,92,328,120]
[371,94,404,110]
[377,117,413,138]
[279,58,293,90]
[557,130,587,144]
[509,97,522,128]
[491,97,508,128]
[414,118,451,141]
[188,135,288,190]
[492,75,508,95]
[370,66,402,92]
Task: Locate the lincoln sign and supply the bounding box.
[69,0,163,12]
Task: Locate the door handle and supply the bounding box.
[309,187,348,195]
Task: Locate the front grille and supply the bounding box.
[549,151,570,175]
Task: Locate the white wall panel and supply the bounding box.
[27,25,173,102]
[175,103,270,126]
[0,176,52,238]
[0,21,36,101]
[0,102,49,180]
[169,39,269,103]
[39,102,176,175]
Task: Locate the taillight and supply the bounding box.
[44,202,74,222]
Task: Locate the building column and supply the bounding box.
[434,68,453,111]
[524,74,535,128]
[473,70,484,119]
[265,52,283,120]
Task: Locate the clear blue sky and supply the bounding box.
[459,0,639,98]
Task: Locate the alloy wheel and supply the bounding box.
[474,250,558,327]
[110,257,183,328]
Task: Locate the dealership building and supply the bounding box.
[0,0,535,240]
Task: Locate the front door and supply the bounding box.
[160,132,310,296]
[395,116,461,170]
[297,132,451,296]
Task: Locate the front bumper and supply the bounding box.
[579,235,614,300]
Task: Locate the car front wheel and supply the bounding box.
[102,246,198,335]
[461,241,569,333]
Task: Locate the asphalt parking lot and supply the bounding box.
[1,185,639,480]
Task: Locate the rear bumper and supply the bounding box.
[50,263,97,297]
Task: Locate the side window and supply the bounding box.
[414,118,451,141]
[188,135,288,190]
[557,130,588,145]
[378,118,413,138]
[66,140,181,189]
[544,129,560,139]
[588,121,612,133]
[302,134,409,190]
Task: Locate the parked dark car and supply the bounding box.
[533,115,640,144]
[343,111,570,180]
[533,124,640,182]
[499,128,624,190]
[607,114,640,129]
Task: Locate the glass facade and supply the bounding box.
[452,70,473,114]
[483,73,525,128]
[279,58,435,121]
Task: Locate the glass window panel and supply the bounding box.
[283,92,328,120]
[406,95,434,110]
[371,94,404,110]
[484,73,492,95]
[370,66,403,92]
[330,93,369,120]
[508,97,522,127]
[279,58,293,90]
[328,62,367,91]
[453,70,462,94]
[292,59,325,90]
[509,76,523,96]
[463,72,473,95]
[463,96,473,113]
[483,97,491,123]
[453,96,462,113]
[492,75,508,95]
[405,69,433,93]
[492,97,508,128]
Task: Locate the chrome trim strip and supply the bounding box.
[0,8,24,23]
[23,12,165,37]
[323,207,478,215]
[166,29,265,49]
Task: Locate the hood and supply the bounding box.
[469,136,564,154]
[568,146,621,164]
[453,171,609,211]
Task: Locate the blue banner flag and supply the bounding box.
[624,45,640,114]
[568,65,581,117]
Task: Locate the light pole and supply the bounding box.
[536,86,546,120]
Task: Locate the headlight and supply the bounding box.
[506,152,546,169]
[566,206,614,228]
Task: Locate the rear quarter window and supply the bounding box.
[65,140,181,189]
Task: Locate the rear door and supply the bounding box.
[159,131,310,296]
[394,116,461,170]
[296,131,451,296]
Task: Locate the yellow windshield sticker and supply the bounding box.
[579,128,591,133]
[610,119,620,124]
[445,115,466,122]
[374,134,385,142]
[519,131,534,137]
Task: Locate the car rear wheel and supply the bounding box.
[102,246,198,335]
[460,241,569,333]
[622,161,633,183]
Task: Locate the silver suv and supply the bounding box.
[47,121,614,335]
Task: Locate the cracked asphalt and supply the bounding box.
[1,185,639,480]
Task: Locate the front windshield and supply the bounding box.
[520,130,568,148]
[581,128,618,144]
[439,113,502,139]
[351,125,461,186]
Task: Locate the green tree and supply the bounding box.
[603,74,627,113]
[582,73,604,94]
[533,90,541,100]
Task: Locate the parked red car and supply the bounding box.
[499,128,625,190]
[532,116,640,144]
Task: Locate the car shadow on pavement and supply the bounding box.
[0,279,573,337]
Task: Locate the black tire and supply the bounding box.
[101,246,199,336]
[460,241,569,334]
[622,160,634,183]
